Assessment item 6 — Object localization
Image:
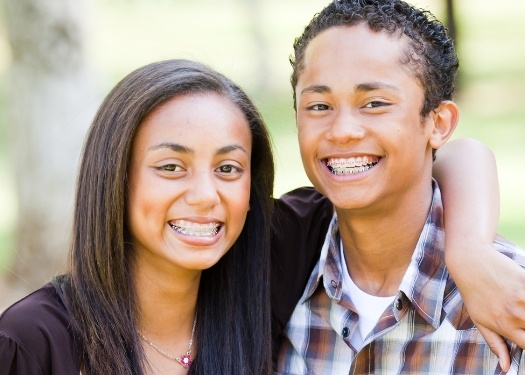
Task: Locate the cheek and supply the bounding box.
[237,179,252,215]
[297,129,312,157]
[225,179,251,227]
[297,120,320,152]
[127,194,154,238]
[127,178,168,230]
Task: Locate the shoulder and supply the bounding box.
[272,187,333,240]
[272,186,333,260]
[0,282,81,374]
[274,186,332,218]
[0,283,71,341]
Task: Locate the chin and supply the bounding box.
[184,253,228,271]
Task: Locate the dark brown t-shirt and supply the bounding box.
[270,187,333,364]
[0,280,82,374]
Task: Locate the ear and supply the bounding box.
[429,100,459,149]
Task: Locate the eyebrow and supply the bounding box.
[148,142,247,156]
[355,82,400,93]
[216,144,248,156]
[300,85,331,96]
[149,143,192,153]
[300,82,400,95]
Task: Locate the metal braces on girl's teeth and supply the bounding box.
[169,222,220,237]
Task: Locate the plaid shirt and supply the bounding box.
[277,181,525,375]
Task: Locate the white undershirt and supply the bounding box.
[340,240,395,351]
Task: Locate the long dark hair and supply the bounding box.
[66,59,274,374]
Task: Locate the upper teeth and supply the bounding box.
[169,220,220,237]
[327,156,379,175]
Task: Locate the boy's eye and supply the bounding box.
[308,104,331,111]
[364,101,388,108]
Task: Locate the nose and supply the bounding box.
[326,108,365,144]
[184,171,220,209]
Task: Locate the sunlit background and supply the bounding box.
[0,0,524,304]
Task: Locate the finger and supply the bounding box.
[477,326,510,372]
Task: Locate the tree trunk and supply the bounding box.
[242,0,271,94]
[444,0,461,89]
[445,0,457,43]
[1,0,96,309]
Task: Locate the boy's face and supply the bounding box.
[295,24,437,213]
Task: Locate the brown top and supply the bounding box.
[270,187,333,364]
[0,279,82,374]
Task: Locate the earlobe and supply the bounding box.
[429,100,460,149]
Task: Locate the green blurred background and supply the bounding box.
[0,0,524,275]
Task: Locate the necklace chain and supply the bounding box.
[138,314,197,369]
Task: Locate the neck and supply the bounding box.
[133,259,200,374]
[133,258,200,341]
[336,181,432,296]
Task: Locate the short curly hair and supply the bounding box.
[290,0,459,116]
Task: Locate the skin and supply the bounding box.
[127,93,252,374]
[295,24,458,295]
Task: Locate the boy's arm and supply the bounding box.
[433,138,525,371]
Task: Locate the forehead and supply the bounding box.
[134,92,252,152]
[299,24,417,87]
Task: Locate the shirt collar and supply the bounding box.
[299,180,447,329]
[398,179,447,328]
[300,214,343,302]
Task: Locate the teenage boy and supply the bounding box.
[276,0,525,373]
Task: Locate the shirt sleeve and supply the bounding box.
[0,334,44,375]
[270,186,333,364]
[0,284,81,375]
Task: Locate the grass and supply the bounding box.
[0,0,524,275]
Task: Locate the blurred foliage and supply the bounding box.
[0,0,524,274]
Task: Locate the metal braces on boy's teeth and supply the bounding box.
[327,157,379,175]
[331,164,374,175]
[169,222,220,237]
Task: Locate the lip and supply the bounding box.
[167,217,224,246]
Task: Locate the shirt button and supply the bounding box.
[342,327,349,338]
[395,298,403,310]
[331,280,339,289]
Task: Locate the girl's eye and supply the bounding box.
[216,164,242,174]
[307,103,331,111]
[157,164,183,172]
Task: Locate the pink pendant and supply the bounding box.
[178,353,192,368]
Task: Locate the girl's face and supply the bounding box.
[127,93,252,276]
